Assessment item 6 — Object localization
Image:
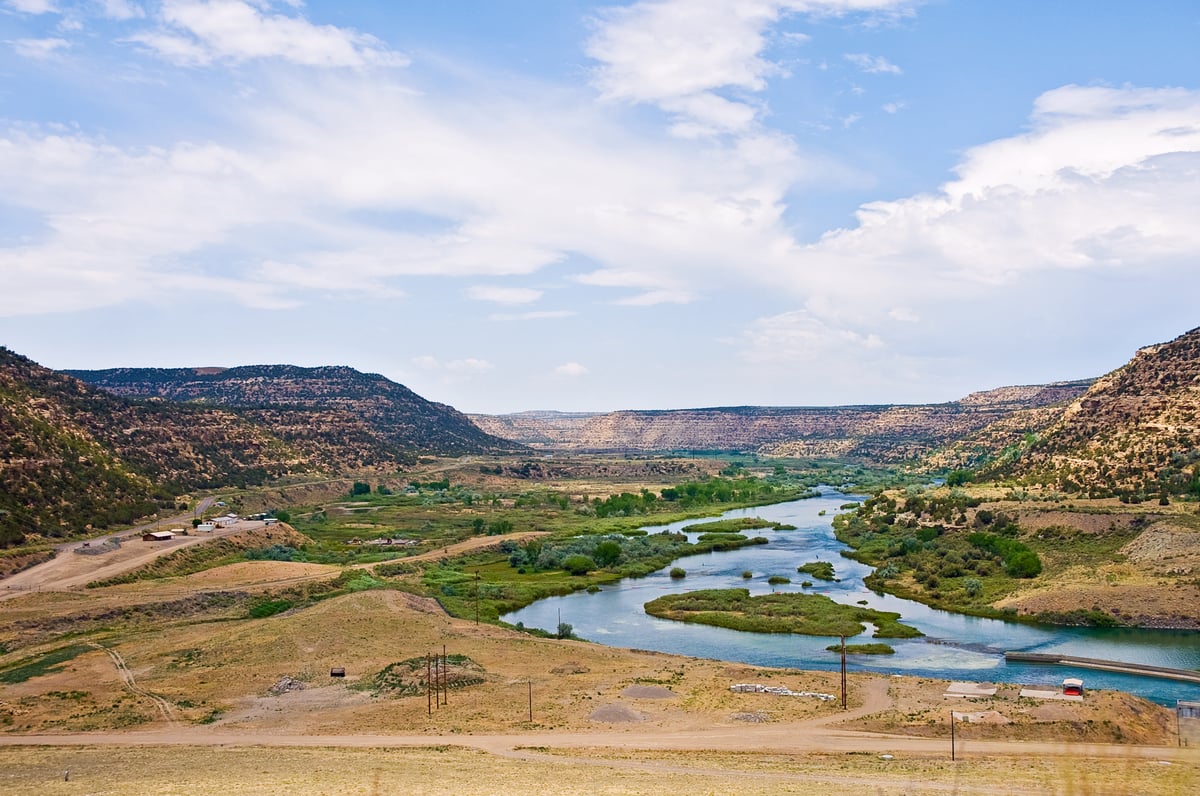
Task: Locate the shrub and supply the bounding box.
[670,567,686,579]
[562,555,596,576]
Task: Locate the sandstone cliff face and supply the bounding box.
[470,382,1092,462]
[986,327,1200,497]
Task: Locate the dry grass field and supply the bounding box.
[2,570,1199,794]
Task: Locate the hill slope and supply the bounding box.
[68,364,525,464]
[1,348,302,545]
[983,327,1200,498]
[470,382,1091,462]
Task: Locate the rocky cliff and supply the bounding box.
[982,327,1200,498]
[68,364,525,465]
[470,381,1092,462]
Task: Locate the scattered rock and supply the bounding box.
[268,676,307,695]
[731,712,768,723]
[551,662,590,675]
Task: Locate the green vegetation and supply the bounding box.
[682,518,796,533]
[643,589,922,638]
[826,643,895,655]
[418,529,769,622]
[766,575,790,585]
[0,644,94,684]
[365,655,486,697]
[669,567,686,579]
[248,598,294,618]
[828,488,1159,624]
[797,561,836,581]
[967,532,1042,578]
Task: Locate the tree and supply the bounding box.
[273,510,291,524]
[351,482,370,496]
[963,577,983,597]
[593,540,622,568]
[946,469,973,487]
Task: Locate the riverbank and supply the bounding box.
[831,486,1200,632]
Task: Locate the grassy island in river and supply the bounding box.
[643,589,922,639]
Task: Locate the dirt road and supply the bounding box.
[0,721,1191,765]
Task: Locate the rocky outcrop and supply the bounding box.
[984,327,1200,498]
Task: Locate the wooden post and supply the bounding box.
[427,654,432,716]
[442,645,448,706]
[528,679,533,722]
[475,570,480,625]
[951,710,956,761]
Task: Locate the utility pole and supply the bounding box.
[442,644,448,706]
[840,635,847,710]
[528,679,533,722]
[475,570,480,624]
[427,654,432,716]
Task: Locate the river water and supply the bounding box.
[503,489,1200,705]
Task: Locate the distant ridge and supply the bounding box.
[469,381,1093,461]
[68,364,526,463]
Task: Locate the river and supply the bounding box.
[503,488,1200,705]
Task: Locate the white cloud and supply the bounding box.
[554,362,589,377]
[740,309,882,364]
[587,0,913,135]
[445,358,494,374]
[98,0,144,19]
[411,354,493,376]
[882,100,905,113]
[844,52,901,74]
[11,37,70,59]
[467,285,544,304]
[129,0,406,67]
[6,0,58,14]
[488,310,575,321]
[744,84,1200,379]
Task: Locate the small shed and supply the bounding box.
[142,530,175,542]
[196,522,216,532]
[330,667,346,678]
[1062,677,1084,696]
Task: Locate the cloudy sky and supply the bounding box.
[1,1,1197,413]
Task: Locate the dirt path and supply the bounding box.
[87,643,178,726]
[0,723,1189,765]
[0,499,231,600]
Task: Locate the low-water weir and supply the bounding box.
[502,488,1200,705]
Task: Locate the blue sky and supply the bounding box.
[1,1,1198,413]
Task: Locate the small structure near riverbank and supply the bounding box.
[730,683,835,700]
[944,681,997,699]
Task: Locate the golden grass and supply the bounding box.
[2,744,1197,795]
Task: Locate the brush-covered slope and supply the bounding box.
[68,364,524,463]
[0,348,301,545]
[983,327,1200,498]
[470,382,1091,462]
